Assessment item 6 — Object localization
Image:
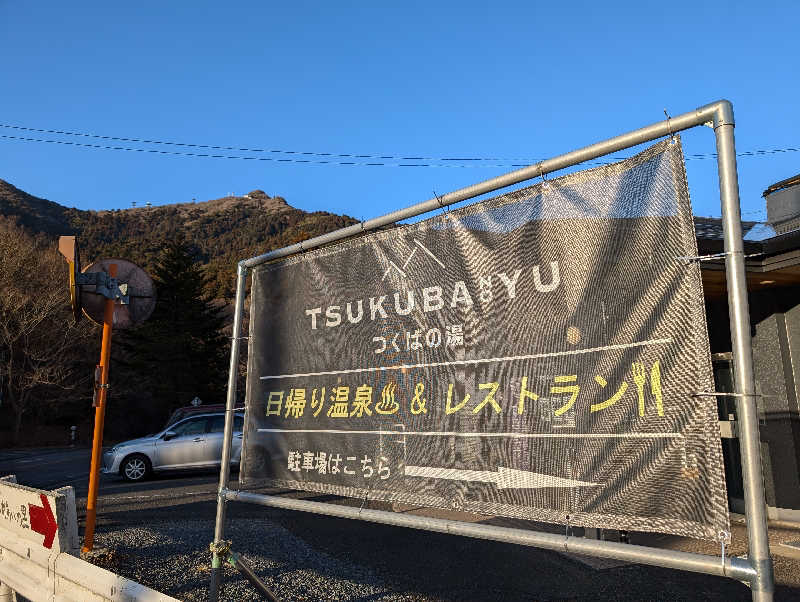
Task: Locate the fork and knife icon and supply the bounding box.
[631,360,664,417]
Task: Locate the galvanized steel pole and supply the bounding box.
[713,102,774,600]
[241,102,722,269]
[225,489,757,582]
[209,262,248,601]
[82,262,117,553]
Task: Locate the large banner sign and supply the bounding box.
[241,139,729,540]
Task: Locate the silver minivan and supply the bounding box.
[102,412,244,481]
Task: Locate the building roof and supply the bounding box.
[693,217,764,241]
[693,216,800,255]
[693,216,800,297]
[762,173,800,198]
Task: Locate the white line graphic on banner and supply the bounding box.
[381,259,408,281]
[404,465,600,489]
[259,338,672,380]
[255,429,684,439]
[380,239,444,281]
[413,239,446,268]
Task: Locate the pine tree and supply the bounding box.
[118,241,228,414]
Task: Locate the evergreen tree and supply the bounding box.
[119,241,228,415]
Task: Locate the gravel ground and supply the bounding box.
[81,494,800,601]
[14,450,793,600]
[92,518,418,601]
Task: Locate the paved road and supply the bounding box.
[0,446,220,498]
[0,445,222,523]
[0,447,95,492]
[2,447,799,600]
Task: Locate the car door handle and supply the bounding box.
[193,437,204,442]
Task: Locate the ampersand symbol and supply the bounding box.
[410,382,427,415]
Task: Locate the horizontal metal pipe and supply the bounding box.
[242,100,725,269]
[225,490,756,583]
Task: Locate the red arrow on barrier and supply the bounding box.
[29,494,57,549]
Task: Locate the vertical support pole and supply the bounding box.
[714,101,774,600]
[209,262,248,601]
[82,263,117,553]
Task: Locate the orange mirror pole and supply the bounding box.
[82,263,117,553]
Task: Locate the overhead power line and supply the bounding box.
[0,122,797,168]
[0,123,520,163]
[0,134,527,168]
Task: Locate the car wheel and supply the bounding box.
[121,454,151,482]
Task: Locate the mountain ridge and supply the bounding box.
[0,178,358,298]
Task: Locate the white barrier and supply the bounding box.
[0,475,178,602]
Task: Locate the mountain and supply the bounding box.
[0,179,358,298]
[0,178,84,235]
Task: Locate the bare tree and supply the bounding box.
[0,218,91,443]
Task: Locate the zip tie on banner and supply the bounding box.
[664,108,677,144]
[359,477,380,515]
[719,530,731,572]
[676,251,765,263]
[692,391,765,399]
[433,190,449,214]
[537,162,550,190]
[677,252,728,263]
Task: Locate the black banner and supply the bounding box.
[240,139,729,540]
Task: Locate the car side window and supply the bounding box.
[208,416,225,433]
[207,415,244,433]
[171,417,207,437]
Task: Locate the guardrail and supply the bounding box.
[0,475,178,602]
[0,529,179,601]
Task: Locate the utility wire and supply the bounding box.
[0,123,514,162]
[0,134,528,168]
[0,122,798,168]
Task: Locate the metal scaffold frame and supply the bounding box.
[209,100,774,601]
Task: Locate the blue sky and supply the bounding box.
[0,1,797,223]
